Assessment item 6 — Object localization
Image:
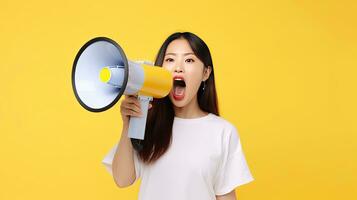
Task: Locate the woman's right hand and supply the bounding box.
[120,95,152,127]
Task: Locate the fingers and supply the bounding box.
[121,95,141,117]
[124,95,141,107]
[122,106,142,117]
[121,106,142,117]
[121,95,153,118]
[122,103,141,113]
[122,109,142,117]
[125,95,153,109]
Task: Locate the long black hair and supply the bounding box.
[133,32,219,164]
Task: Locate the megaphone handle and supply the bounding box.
[127,95,153,140]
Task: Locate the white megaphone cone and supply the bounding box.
[71,37,172,147]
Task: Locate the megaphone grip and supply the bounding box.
[127,95,153,140]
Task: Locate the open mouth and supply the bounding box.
[172,78,186,101]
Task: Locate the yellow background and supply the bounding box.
[1,0,356,199]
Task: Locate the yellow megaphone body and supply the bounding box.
[72,37,172,141]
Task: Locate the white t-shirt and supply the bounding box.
[102,113,254,200]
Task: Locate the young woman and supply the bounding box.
[102,32,254,200]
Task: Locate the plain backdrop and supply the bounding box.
[1,0,356,199]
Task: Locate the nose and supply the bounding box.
[174,66,184,73]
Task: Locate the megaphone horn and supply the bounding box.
[72,37,173,146]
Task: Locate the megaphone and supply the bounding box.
[71,37,172,148]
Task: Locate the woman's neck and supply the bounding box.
[173,94,208,119]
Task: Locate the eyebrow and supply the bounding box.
[165,52,195,56]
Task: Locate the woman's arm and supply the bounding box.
[216,190,237,200]
[111,124,137,188]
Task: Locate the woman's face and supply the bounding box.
[162,38,210,108]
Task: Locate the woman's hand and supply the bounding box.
[120,94,152,127]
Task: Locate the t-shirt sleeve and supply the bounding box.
[214,125,254,195]
[101,143,142,181]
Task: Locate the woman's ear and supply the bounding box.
[203,66,212,81]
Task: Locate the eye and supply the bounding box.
[165,58,174,62]
[185,58,195,63]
